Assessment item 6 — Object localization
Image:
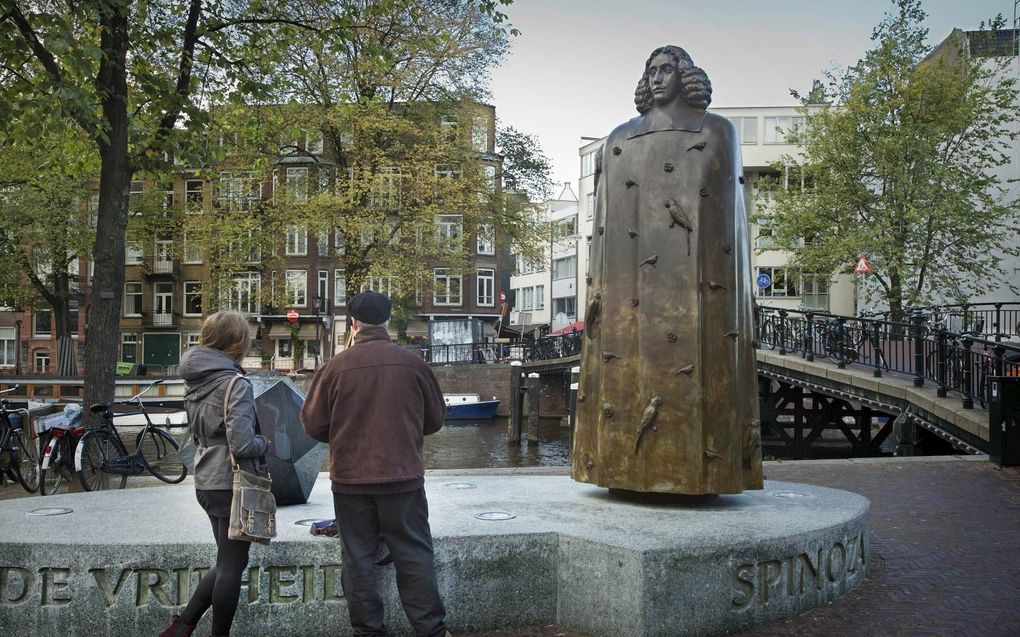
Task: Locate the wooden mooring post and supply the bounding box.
[526,373,541,444]
[568,366,580,442]
[507,361,524,443]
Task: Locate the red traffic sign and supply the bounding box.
[286,309,300,322]
[854,255,872,275]
[499,291,506,302]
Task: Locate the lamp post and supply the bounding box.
[13,307,22,376]
[312,296,322,369]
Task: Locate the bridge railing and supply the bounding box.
[756,306,1020,409]
[404,332,584,365]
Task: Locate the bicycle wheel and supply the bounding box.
[76,429,128,491]
[135,427,187,483]
[40,436,72,495]
[14,430,40,493]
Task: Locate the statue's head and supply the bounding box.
[634,45,712,114]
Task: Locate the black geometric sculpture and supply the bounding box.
[249,374,327,505]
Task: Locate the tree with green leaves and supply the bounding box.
[0,116,96,375]
[0,1,341,412]
[758,0,1019,321]
[195,0,544,335]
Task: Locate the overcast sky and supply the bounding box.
[489,0,1018,192]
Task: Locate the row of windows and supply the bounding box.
[513,285,546,312]
[126,218,496,265]
[515,254,576,278]
[136,161,498,215]
[724,116,807,145]
[755,267,830,309]
[214,268,498,315]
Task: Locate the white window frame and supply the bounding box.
[286,226,308,256]
[535,285,545,310]
[0,327,16,367]
[764,116,806,144]
[521,287,534,311]
[552,256,576,281]
[218,171,260,211]
[182,232,203,264]
[436,214,463,251]
[285,270,308,307]
[225,272,261,315]
[286,167,309,203]
[124,282,143,316]
[318,270,329,307]
[371,166,400,209]
[476,223,495,255]
[334,270,347,306]
[125,240,143,265]
[476,269,495,307]
[360,277,394,296]
[755,266,799,298]
[580,150,597,177]
[433,269,462,306]
[153,282,174,325]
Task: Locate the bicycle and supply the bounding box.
[75,379,187,491]
[38,405,86,496]
[845,311,890,370]
[0,386,39,493]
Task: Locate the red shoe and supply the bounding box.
[157,615,196,637]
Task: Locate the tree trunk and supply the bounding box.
[83,6,130,422]
[53,272,77,376]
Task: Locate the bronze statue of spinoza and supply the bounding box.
[572,45,763,495]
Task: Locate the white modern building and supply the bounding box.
[508,182,579,334]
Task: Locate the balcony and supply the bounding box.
[141,257,179,278]
[152,312,174,327]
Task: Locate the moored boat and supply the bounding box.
[444,394,500,420]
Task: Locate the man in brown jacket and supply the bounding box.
[301,291,451,637]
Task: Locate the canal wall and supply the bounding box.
[431,364,569,417]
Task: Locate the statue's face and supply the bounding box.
[647,52,681,106]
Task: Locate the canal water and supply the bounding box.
[424,416,571,470]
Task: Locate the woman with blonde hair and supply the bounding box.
[159,311,270,637]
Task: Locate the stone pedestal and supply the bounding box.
[0,474,867,636]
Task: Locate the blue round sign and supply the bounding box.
[756,273,772,289]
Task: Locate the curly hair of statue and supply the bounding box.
[633,44,713,113]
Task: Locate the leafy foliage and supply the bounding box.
[757,0,1019,318]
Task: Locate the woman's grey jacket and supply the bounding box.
[180,346,270,490]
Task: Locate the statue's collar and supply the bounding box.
[626,106,706,139]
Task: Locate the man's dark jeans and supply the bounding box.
[333,488,448,637]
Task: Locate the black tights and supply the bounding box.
[180,513,252,636]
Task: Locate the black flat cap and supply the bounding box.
[348,291,392,325]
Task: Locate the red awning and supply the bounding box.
[549,321,584,336]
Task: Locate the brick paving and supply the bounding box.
[463,457,1020,637]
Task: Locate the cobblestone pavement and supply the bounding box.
[462,457,1020,637]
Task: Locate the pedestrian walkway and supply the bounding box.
[461,456,1020,637]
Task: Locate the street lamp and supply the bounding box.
[312,296,322,368]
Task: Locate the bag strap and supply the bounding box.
[223,373,268,475]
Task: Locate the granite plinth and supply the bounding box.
[0,475,868,637]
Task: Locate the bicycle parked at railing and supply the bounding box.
[38,404,87,495]
[0,386,39,493]
[75,379,187,491]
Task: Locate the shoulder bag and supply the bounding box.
[224,373,277,545]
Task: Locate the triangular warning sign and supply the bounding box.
[854,255,872,274]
